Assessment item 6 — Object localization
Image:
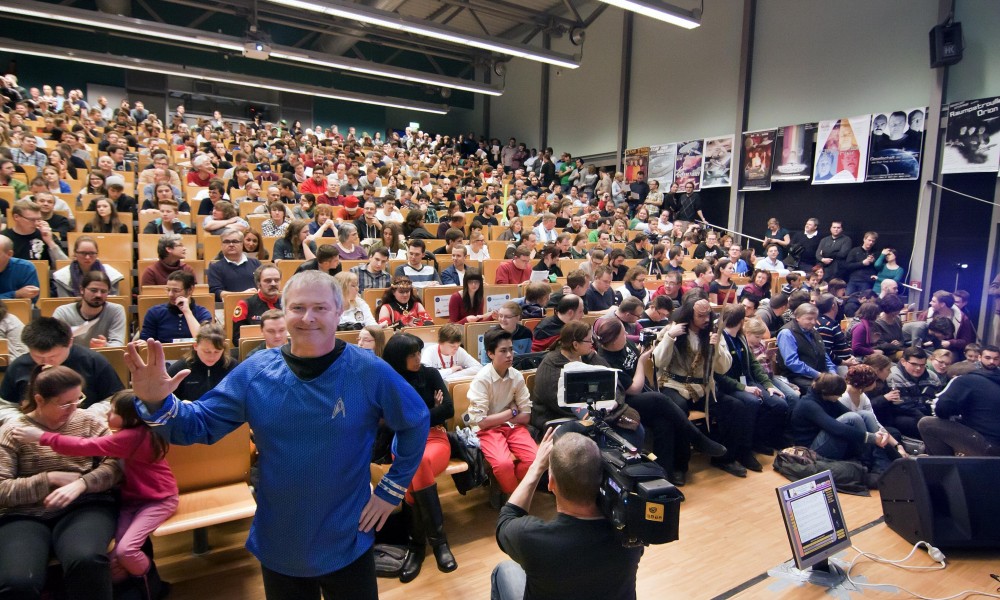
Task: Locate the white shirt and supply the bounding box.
[755,257,787,275]
[466,245,490,261]
[338,297,377,328]
[421,344,483,382]
[533,224,558,244]
[376,209,403,223]
[465,363,531,428]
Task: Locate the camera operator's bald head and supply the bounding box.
[550,433,602,505]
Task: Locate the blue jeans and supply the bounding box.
[491,560,526,600]
[811,411,876,460]
[728,388,789,450]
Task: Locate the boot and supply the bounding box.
[399,502,426,583]
[413,484,457,573]
[139,561,171,600]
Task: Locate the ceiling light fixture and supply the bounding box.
[596,0,701,28]
[0,0,501,96]
[262,0,581,69]
[0,38,449,114]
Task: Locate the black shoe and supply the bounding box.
[399,503,426,584]
[864,472,882,490]
[738,453,764,473]
[413,484,458,573]
[753,445,775,456]
[692,435,727,458]
[711,459,747,478]
[670,470,687,487]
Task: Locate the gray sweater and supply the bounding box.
[52,302,128,347]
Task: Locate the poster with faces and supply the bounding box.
[812,115,872,185]
[867,107,926,181]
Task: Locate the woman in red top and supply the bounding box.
[448,270,496,324]
[13,388,178,595]
[378,276,432,328]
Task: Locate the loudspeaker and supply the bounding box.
[929,22,963,68]
[880,457,1000,549]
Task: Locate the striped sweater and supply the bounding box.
[0,411,122,518]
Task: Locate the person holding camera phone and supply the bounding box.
[492,428,643,600]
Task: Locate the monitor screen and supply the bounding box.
[775,470,852,570]
[560,369,618,411]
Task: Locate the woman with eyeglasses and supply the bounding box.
[378,276,432,328]
[0,365,122,599]
[530,320,644,450]
[333,271,377,330]
[52,236,124,297]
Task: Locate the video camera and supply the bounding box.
[558,370,682,547]
[639,327,662,350]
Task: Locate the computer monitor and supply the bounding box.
[559,369,618,411]
[776,470,852,572]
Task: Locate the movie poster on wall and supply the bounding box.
[812,115,872,185]
[674,139,704,190]
[623,147,649,183]
[867,107,926,181]
[772,123,816,182]
[739,129,776,191]
[647,143,677,191]
[941,96,1000,174]
[701,136,734,188]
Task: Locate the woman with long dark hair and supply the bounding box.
[447,270,493,324]
[381,334,457,582]
[272,219,317,261]
[83,197,129,234]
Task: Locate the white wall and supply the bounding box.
[546,7,624,157]
[628,0,744,147]
[948,0,1000,103]
[490,58,543,149]
[748,0,940,130]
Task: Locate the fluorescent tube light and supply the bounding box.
[0,38,450,114]
[263,0,581,69]
[597,0,701,28]
[0,0,502,96]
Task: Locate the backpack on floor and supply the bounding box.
[773,446,870,496]
[373,544,408,578]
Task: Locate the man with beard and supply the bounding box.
[232,263,283,345]
[919,345,1000,456]
[52,270,127,348]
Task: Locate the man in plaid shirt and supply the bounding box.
[10,136,47,168]
[351,247,392,292]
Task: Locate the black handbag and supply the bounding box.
[447,430,489,495]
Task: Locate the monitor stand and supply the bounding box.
[767,558,851,590]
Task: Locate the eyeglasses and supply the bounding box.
[57,394,86,410]
[15,213,40,223]
[76,251,98,257]
[905,361,927,369]
[577,338,594,345]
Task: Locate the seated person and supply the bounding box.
[166,323,239,401]
[81,197,129,234]
[583,265,618,313]
[246,309,288,358]
[840,364,906,459]
[872,294,906,357]
[479,301,534,363]
[637,295,673,328]
[465,329,537,496]
[877,346,942,439]
[142,198,192,235]
[531,295,584,352]
[377,276,432,328]
[333,271,376,330]
[495,247,534,285]
[207,229,261,301]
[756,293,788,338]
[448,270,495,325]
[52,271,127,348]
[393,239,440,289]
[0,299,28,359]
[946,343,982,377]
[775,303,837,391]
[0,235,40,301]
[0,365,122,599]
[139,271,213,343]
[295,244,342,277]
[440,244,471,286]
[53,236,125,298]
[790,374,892,479]
[518,282,551,320]
[918,345,1000,457]
[421,323,482,382]
[0,316,123,406]
[231,264,283,346]
[201,200,248,235]
[493,430,642,600]
[2,199,68,267]
[140,234,195,287]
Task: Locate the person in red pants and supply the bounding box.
[465,329,538,500]
[382,334,458,583]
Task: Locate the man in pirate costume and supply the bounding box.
[653,297,753,481]
[233,263,283,345]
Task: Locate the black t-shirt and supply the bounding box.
[496,503,642,600]
[598,341,641,383]
[1,229,51,262]
[45,214,72,249]
[279,340,346,380]
[0,345,124,407]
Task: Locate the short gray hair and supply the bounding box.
[794,303,819,318]
[282,270,343,313]
[338,222,357,244]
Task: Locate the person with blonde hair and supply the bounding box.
[333,271,376,330]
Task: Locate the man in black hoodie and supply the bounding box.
[918,345,1000,456]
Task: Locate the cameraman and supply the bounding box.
[493,429,643,600]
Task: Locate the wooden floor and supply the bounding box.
[154,453,1000,599]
